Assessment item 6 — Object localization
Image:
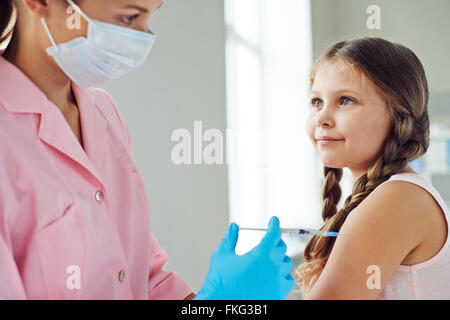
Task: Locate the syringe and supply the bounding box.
[239,227,341,237]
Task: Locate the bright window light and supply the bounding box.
[225,0,318,256]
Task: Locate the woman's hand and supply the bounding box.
[195,216,294,300]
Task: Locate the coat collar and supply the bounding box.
[0,55,108,187]
[0,55,46,114]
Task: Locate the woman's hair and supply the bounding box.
[294,37,430,296]
[1,0,80,49]
[0,0,15,48]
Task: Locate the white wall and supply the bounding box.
[102,0,229,293]
[312,0,450,93]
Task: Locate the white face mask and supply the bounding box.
[41,0,156,87]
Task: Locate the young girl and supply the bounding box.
[296,38,450,299]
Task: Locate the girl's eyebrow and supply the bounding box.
[311,88,360,96]
[336,88,360,96]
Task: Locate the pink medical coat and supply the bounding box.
[0,55,193,299]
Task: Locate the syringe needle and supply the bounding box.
[240,227,341,237]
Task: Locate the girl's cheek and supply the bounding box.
[339,116,361,138]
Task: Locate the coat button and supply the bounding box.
[95,191,104,203]
[118,269,126,282]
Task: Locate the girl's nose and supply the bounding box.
[317,118,334,127]
[316,107,335,128]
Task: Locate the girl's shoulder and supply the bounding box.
[371,173,448,266]
[344,174,442,256]
[373,173,447,225]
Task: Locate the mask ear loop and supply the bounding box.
[40,18,58,51]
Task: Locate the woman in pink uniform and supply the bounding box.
[0,0,294,299]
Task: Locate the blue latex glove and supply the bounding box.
[194,216,295,300]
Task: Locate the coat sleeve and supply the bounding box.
[147,233,193,300]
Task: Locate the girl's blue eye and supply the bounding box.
[311,98,324,108]
[341,96,356,105]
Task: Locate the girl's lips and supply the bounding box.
[318,139,343,145]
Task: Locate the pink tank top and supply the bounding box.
[374,173,450,299]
